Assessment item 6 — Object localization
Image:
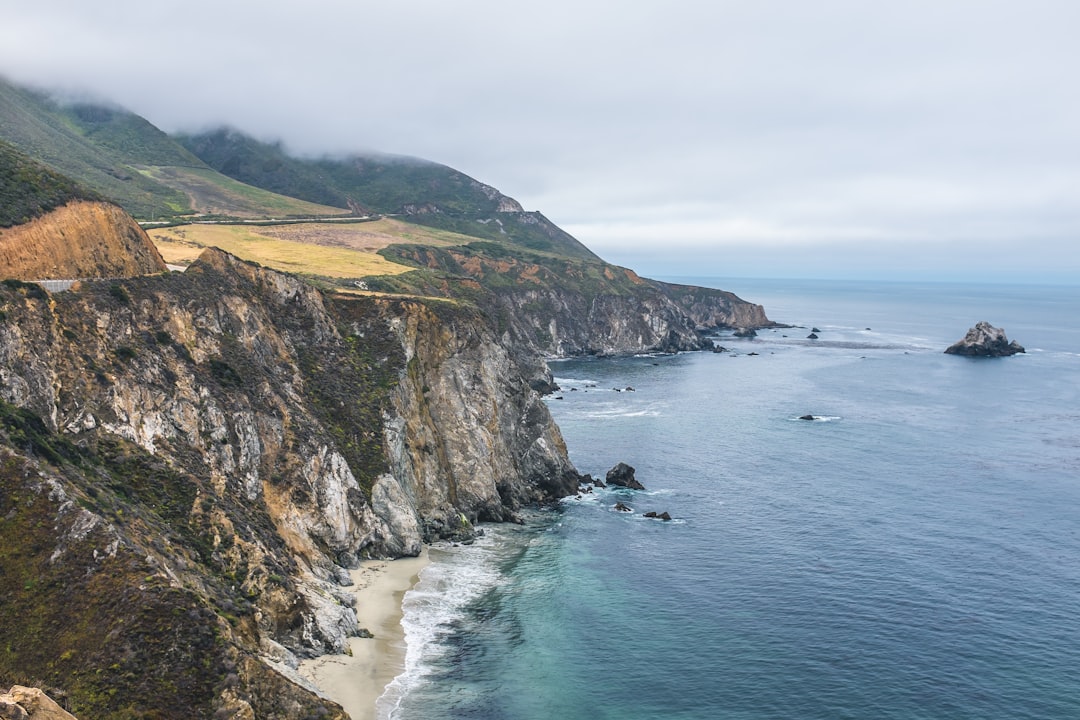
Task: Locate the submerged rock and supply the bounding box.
[945,321,1025,357]
[643,511,673,521]
[614,502,633,512]
[807,332,819,340]
[733,328,758,338]
[606,462,645,490]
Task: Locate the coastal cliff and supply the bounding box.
[376,243,773,361]
[0,200,167,280]
[0,93,771,718]
[0,249,580,718]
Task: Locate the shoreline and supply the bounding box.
[298,548,430,720]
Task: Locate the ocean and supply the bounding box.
[380,278,1080,720]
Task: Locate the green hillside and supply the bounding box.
[178,128,600,261]
[0,77,196,218]
[0,139,99,227]
[0,78,349,221]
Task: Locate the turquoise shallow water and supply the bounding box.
[384,279,1080,720]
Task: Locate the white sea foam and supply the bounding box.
[582,407,661,419]
[790,415,842,422]
[378,532,508,719]
[553,377,599,387]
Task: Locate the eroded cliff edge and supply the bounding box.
[376,243,774,362]
[0,249,580,718]
[0,200,167,279]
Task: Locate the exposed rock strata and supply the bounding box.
[379,245,773,362]
[944,321,1025,357]
[0,686,79,720]
[0,200,166,279]
[0,248,580,717]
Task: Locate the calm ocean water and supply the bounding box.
[382,278,1080,720]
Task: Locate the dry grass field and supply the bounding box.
[148,218,479,280]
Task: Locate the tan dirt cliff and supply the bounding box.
[0,200,166,280]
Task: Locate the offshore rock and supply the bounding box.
[944,321,1025,357]
[606,462,645,491]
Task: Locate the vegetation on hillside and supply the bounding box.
[0,77,195,219]
[177,127,600,261]
[0,139,98,227]
[0,78,344,221]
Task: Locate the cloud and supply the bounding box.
[2,0,1079,280]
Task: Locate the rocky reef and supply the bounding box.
[944,321,1025,357]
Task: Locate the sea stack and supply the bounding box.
[944,321,1025,357]
[606,462,646,490]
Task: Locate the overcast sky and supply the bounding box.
[3,0,1079,282]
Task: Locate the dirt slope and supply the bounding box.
[0,200,166,279]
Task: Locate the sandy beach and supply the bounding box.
[299,548,430,720]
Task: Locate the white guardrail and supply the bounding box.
[29,279,79,292]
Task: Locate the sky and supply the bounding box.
[2,0,1079,282]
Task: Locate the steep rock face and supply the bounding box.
[492,285,712,357]
[380,245,772,359]
[0,249,580,717]
[0,200,167,280]
[379,300,581,539]
[654,280,773,332]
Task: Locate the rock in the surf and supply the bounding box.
[606,462,645,490]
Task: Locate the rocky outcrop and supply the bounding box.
[657,282,773,333]
[382,300,581,542]
[606,462,645,490]
[377,245,772,362]
[0,247,581,718]
[0,201,167,280]
[498,277,773,359]
[0,687,79,720]
[944,321,1025,357]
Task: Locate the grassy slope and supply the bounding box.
[0,78,196,219]
[138,166,348,219]
[149,222,423,278]
[0,139,99,227]
[0,78,350,222]
[177,128,601,261]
